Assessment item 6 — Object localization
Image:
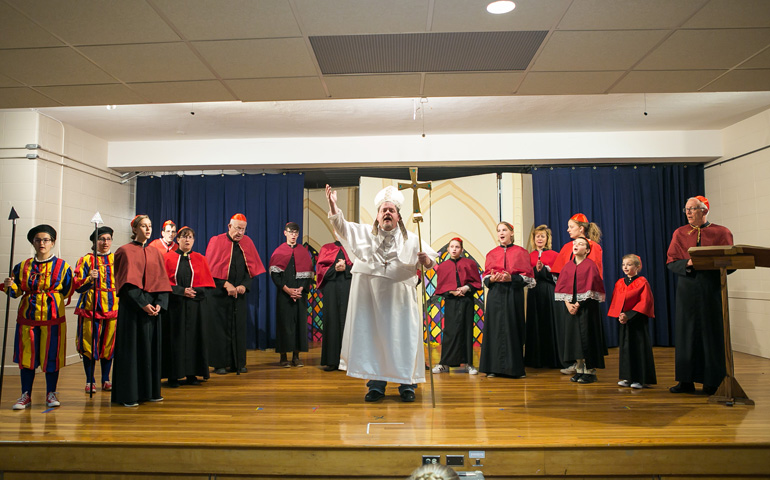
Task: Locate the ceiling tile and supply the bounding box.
[557,0,705,30]
[424,72,524,96]
[0,87,61,108]
[431,0,570,32]
[532,30,669,71]
[194,39,317,78]
[0,48,117,86]
[36,84,148,106]
[8,0,180,45]
[517,71,624,94]
[79,43,215,83]
[0,73,23,88]
[294,0,429,35]
[702,69,770,92]
[130,81,236,103]
[611,70,726,93]
[325,74,421,98]
[638,29,770,70]
[153,0,301,40]
[739,47,770,69]
[0,2,63,48]
[684,0,770,28]
[227,77,327,101]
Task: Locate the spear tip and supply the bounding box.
[8,207,19,221]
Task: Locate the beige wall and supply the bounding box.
[304,186,358,252]
[0,111,134,373]
[705,107,770,359]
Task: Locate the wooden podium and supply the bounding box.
[689,244,770,406]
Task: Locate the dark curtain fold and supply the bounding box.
[532,165,704,347]
[136,173,305,350]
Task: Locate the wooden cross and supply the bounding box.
[398,167,431,222]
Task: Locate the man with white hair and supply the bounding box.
[666,195,733,395]
[325,184,437,402]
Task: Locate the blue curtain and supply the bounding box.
[136,173,305,350]
[532,165,704,347]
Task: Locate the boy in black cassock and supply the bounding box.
[269,222,314,368]
[608,254,657,389]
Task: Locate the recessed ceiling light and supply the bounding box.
[487,1,515,14]
[105,105,117,110]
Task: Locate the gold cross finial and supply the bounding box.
[398,167,431,219]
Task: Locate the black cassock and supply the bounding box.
[162,254,210,382]
[319,249,351,368]
[618,311,657,385]
[207,246,252,371]
[112,285,168,405]
[524,266,561,368]
[479,277,526,377]
[667,260,726,387]
[272,254,311,353]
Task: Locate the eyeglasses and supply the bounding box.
[682,207,704,213]
[33,238,53,244]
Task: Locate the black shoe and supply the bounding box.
[213,368,227,375]
[364,390,385,402]
[669,382,695,394]
[400,390,415,402]
[570,373,582,382]
[702,384,719,395]
[577,374,597,384]
[238,367,248,373]
[186,377,202,386]
[167,380,180,388]
[323,365,338,371]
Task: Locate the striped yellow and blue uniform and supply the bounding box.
[2,256,74,371]
[74,253,119,360]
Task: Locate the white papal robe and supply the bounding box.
[329,211,438,385]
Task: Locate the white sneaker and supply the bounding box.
[432,364,448,374]
[630,382,643,389]
[560,363,577,375]
[618,380,629,387]
[13,392,31,410]
[46,392,61,408]
[466,364,479,375]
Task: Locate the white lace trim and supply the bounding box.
[296,271,314,279]
[521,274,536,289]
[269,266,284,274]
[554,290,605,303]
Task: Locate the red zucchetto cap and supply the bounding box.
[570,213,588,223]
[231,213,247,222]
[695,195,709,210]
[162,220,176,229]
[450,237,463,247]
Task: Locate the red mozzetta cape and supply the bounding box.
[666,222,733,264]
[114,241,172,294]
[315,242,352,289]
[434,256,482,295]
[530,249,559,269]
[608,276,655,318]
[163,251,216,288]
[269,243,314,277]
[551,240,604,278]
[553,258,605,302]
[205,233,265,280]
[483,244,533,278]
[148,238,178,254]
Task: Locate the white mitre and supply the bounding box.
[374,186,404,211]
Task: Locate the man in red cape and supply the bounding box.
[666,196,733,395]
[269,222,314,368]
[205,214,265,375]
[148,220,178,254]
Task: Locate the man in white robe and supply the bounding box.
[326,184,437,402]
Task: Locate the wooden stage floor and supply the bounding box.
[1,345,769,479]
